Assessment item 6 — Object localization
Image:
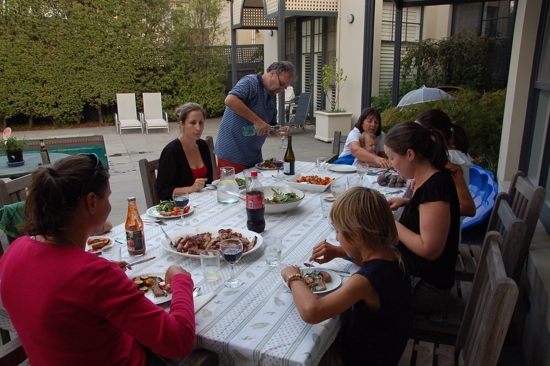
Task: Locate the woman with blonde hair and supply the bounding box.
[284,187,411,365]
[157,102,213,200]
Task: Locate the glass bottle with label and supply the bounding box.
[39,140,50,165]
[283,136,295,175]
[126,197,146,256]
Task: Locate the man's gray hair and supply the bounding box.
[266,61,296,81]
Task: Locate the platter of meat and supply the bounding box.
[289,268,342,294]
[131,273,172,305]
[160,227,264,258]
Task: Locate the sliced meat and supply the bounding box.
[151,282,167,298]
[318,271,332,283]
[314,278,326,292]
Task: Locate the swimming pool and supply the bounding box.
[26,136,109,169]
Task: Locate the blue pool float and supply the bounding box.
[462,165,498,230]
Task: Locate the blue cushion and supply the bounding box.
[462,165,498,230]
[333,155,355,165]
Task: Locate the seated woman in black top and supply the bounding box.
[385,121,460,314]
[157,103,213,201]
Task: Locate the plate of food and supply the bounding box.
[86,236,114,254]
[327,164,357,173]
[160,227,263,259]
[256,158,277,170]
[147,201,194,219]
[286,174,335,192]
[212,178,246,189]
[263,186,305,213]
[130,273,172,305]
[286,268,342,294]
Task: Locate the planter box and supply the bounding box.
[314,111,353,142]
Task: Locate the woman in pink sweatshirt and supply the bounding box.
[0,154,195,366]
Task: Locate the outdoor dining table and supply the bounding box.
[108,161,408,366]
[0,153,70,179]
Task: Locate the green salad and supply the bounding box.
[235,178,246,187]
[156,200,176,212]
[264,188,300,203]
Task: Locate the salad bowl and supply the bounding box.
[263,186,305,214]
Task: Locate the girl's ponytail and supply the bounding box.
[450,123,470,154]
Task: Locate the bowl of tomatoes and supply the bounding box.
[285,174,335,192]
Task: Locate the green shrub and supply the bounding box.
[381,89,506,173]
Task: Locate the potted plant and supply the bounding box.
[315,58,353,142]
[1,136,29,164]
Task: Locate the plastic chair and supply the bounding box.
[288,93,312,130]
[142,93,169,134]
[115,93,143,134]
[462,165,498,230]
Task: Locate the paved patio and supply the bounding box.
[9,119,335,225]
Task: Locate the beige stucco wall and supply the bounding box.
[498,0,542,183]
[422,5,452,40]
[263,30,279,68]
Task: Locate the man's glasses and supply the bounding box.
[276,73,287,89]
[78,153,103,200]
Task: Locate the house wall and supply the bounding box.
[423,5,452,40]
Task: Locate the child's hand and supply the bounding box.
[387,197,409,211]
[310,240,346,264]
[281,266,301,280]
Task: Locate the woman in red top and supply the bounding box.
[156,103,214,201]
[0,154,195,366]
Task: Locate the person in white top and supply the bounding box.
[416,109,475,217]
[338,108,391,168]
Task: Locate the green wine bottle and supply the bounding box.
[283,135,295,175]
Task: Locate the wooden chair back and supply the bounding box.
[327,131,348,163]
[138,158,160,209]
[205,135,217,179]
[455,232,518,365]
[0,174,32,207]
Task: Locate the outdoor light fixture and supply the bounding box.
[347,14,355,23]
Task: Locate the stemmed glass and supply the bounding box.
[172,192,190,226]
[220,239,243,288]
[277,129,286,149]
[353,161,369,186]
[273,158,284,180]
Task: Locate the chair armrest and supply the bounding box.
[163,111,168,122]
[139,112,144,123]
[114,113,119,123]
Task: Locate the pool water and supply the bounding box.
[26,136,109,169]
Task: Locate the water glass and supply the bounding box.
[263,236,283,266]
[331,178,347,199]
[200,250,221,281]
[102,244,121,262]
[320,196,334,218]
[316,157,327,172]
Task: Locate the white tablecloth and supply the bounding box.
[109,162,408,366]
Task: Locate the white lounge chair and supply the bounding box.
[115,93,143,134]
[142,93,169,134]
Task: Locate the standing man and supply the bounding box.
[214,61,295,177]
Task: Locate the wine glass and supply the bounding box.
[172,192,190,226]
[353,161,369,185]
[220,239,243,288]
[331,178,347,199]
[273,158,284,180]
[277,129,286,149]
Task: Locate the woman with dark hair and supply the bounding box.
[336,108,391,168]
[0,155,195,365]
[415,109,475,217]
[385,122,461,314]
[157,102,214,201]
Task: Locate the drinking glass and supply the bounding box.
[353,161,369,185]
[316,157,327,172]
[172,191,190,226]
[200,250,221,281]
[331,178,347,199]
[221,239,243,288]
[263,236,282,266]
[273,158,284,180]
[277,129,286,149]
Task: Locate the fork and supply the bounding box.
[159,226,175,248]
[143,219,166,225]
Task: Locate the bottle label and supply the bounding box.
[126,230,145,253]
[246,192,265,209]
[40,151,50,165]
[284,161,295,175]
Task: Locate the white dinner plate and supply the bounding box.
[289,268,342,294]
[327,164,357,173]
[255,163,277,170]
[130,272,172,305]
[86,236,114,254]
[160,226,264,259]
[147,205,194,219]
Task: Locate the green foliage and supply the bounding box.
[321,58,348,112]
[401,29,493,92]
[371,80,418,114]
[381,89,507,173]
[0,136,28,151]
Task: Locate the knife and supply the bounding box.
[126,256,156,269]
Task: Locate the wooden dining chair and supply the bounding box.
[399,232,518,366]
[327,131,347,163]
[138,158,160,209]
[205,135,217,179]
[0,174,33,207]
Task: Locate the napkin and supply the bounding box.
[194,293,216,313]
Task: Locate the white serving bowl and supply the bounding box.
[263,186,305,214]
[285,174,334,192]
